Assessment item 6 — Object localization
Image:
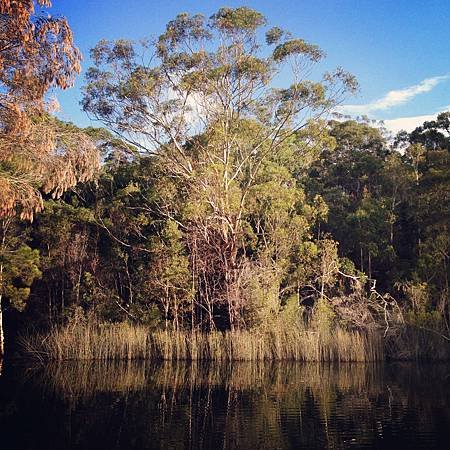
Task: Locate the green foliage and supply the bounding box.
[273,39,325,62]
[211,7,266,32]
[147,220,193,325]
[265,27,284,45]
[312,298,336,335]
[280,294,303,326]
[1,245,41,311]
[3,7,448,359]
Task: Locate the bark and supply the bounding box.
[0,289,4,358]
[0,222,5,358]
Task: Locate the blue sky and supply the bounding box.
[49,0,450,133]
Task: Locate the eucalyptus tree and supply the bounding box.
[0,0,98,221]
[0,1,100,356]
[83,7,357,329]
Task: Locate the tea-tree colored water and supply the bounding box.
[0,362,449,449]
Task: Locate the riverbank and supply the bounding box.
[20,315,450,362]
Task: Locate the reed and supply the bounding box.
[21,318,384,362]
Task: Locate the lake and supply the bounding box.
[0,361,449,449]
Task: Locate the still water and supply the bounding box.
[0,361,449,450]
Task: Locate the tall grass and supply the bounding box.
[21,318,384,362]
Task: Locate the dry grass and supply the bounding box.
[21,319,384,362]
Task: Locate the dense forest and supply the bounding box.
[0,2,448,360]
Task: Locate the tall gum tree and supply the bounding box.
[82,7,357,329]
[0,1,99,356]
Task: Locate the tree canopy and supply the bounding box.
[0,0,98,221]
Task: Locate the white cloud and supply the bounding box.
[382,113,439,134]
[382,106,450,134]
[338,75,449,115]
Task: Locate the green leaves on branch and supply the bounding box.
[210,7,266,33]
[1,245,41,312]
[273,39,325,62]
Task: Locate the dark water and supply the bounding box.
[0,361,449,450]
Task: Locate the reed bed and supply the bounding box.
[21,319,384,362]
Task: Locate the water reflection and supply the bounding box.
[0,361,449,449]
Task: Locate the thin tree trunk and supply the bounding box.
[360,247,364,273]
[0,221,7,358]
[0,287,4,358]
[164,284,169,331]
[0,262,5,358]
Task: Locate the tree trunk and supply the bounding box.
[0,265,4,358]
[0,221,6,358]
[0,257,4,357]
[0,297,4,358]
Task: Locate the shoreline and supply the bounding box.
[19,320,450,362]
